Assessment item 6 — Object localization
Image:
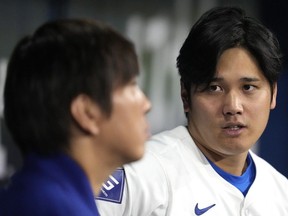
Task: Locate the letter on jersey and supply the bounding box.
[96,168,125,204]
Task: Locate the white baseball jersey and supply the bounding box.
[96,126,288,216]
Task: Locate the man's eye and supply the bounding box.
[243,85,256,91]
[208,85,222,92]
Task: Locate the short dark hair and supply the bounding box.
[177,6,282,93]
[4,19,139,155]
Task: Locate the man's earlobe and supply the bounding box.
[70,94,101,135]
[270,83,277,110]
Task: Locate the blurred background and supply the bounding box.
[0,0,287,184]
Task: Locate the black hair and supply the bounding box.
[177,6,282,94]
[4,19,139,155]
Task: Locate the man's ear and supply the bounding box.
[70,94,102,135]
[270,83,277,110]
[180,81,190,112]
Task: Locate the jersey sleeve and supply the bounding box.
[96,150,170,216]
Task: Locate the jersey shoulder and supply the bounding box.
[95,127,191,215]
[250,151,288,185]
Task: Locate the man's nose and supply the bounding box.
[222,91,243,116]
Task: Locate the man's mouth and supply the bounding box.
[221,123,246,136]
[223,125,244,130]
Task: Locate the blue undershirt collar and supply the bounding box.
[207,153,256,196]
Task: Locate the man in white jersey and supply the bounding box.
[96,6,288,215]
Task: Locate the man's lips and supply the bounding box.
[221,122,246,136]
[222,122,246,129]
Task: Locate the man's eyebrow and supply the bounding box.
[240,77,261,82]
[210,77,224,82]
[210,77,261,82]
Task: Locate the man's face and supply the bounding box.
[185,47,276,160]
[99,77,151,165]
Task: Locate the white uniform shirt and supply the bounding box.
[96,126,288,216]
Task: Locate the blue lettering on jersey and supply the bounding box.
[96,168,125,204]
